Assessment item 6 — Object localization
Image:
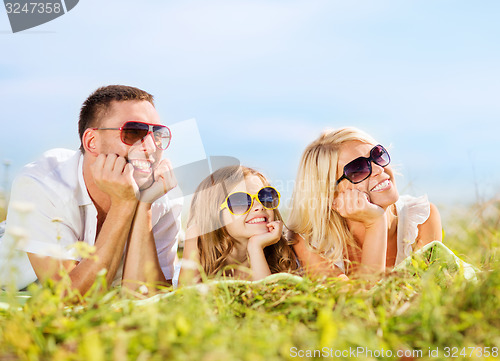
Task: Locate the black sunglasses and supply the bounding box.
[336,144,390,185]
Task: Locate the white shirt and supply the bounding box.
[333,194,431,273]
[394,194,431,264]
[0,148,182,290]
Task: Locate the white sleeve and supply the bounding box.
[395,194,431,265]
[4,175,82,260]
[152,195,183,280]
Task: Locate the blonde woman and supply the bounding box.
[179,166,298,284]
[287,127,442,279]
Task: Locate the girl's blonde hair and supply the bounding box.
[187,165,298,276]
[287,127,378,267]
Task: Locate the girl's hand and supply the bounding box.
[139,159,177,204]
[247,220,283,250]
[333,189,385,228]
[246,221,283,281]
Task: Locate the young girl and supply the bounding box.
[179,166,298,284]
[287,127,442,279]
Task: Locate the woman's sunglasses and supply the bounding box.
[220,186,280,216]
[336,144,390,185]
[93,121,172,150]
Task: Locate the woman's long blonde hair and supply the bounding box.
[187,165,298,276]
[287,127,378,267]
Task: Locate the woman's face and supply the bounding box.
[336,140,399,209]
[220,175,275,244]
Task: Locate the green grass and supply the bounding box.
[1,199,499,360]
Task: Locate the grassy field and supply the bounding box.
[0,198,499,360]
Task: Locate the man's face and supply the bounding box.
[95,100,163,190]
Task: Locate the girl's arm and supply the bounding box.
[178,225,202,285]
[246,221,282,281]
[246,244,272,281]
[415,202,442,248]
[290,232,347,279]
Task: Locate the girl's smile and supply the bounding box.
[246,216,269,225]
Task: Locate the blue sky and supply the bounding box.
[0,0,499,216]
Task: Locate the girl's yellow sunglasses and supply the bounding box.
[220,186,280,216]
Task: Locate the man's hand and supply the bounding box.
[139,159,177,204]
[247,220,283,250]
[91,154,139,203]
[333,189,385,228]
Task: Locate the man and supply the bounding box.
[0,85,181,295]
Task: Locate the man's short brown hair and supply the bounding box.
[78,85,155,152]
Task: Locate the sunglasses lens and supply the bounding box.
[372,145,390,167]
[153,126,171,150]
[227,192,253,215]
[344,158,372,184]
[121,122,149,145]
[258,187,280,209]
[121,122,171,150]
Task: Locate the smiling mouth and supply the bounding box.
[370,179,391,192]
[129,159,153,173]
[246,217,267,224]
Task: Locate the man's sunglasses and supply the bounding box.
[93,121,172,150]
[336,144,390,185]
[220,186,280,216]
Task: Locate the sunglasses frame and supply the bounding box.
[336,144,390,185]
[219,186,281,216]
[92,120,172,150]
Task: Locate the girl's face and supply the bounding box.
[336,141,399,209]
[221,175,275,243]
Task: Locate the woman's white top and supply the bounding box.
[334,194,431,273]
[394,195,431,265]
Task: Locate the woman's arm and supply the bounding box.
[178,225,202,285]
[334,189,387,276]
[289,232,346,280]
[357,217,388,275]
[415,202,442,248]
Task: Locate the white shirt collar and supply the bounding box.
[77,152,93,207]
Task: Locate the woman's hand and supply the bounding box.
[247,220,283,250]
[333,189,385,228]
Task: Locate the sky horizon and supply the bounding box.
[1,1,499,219]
